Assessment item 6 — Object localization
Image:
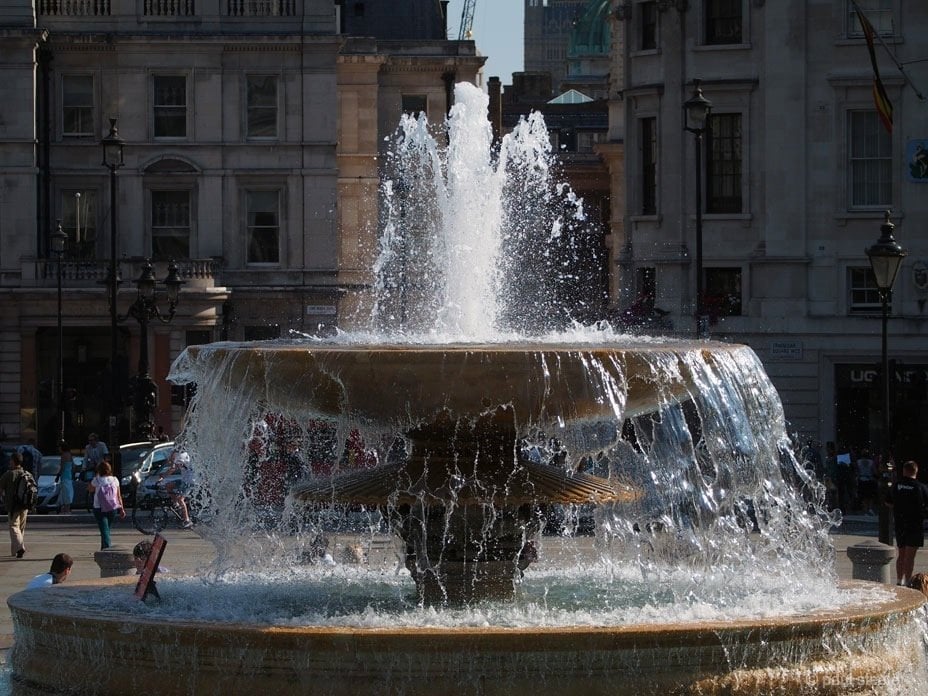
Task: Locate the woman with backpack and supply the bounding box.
[87,457,126,550]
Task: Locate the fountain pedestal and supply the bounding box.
[296,406,626,604]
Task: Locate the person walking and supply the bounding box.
[83,433,108,473]
[87,458,126,550]
[835,445,855,515]
[0,451,35,558]
[58,440,75,514]
[855,448,877,516]
[25,553,73,589]
[888,460,928,587]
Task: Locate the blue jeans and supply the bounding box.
[93,508,116,550]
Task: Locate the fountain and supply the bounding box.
[8,84,927,695]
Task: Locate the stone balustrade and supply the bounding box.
[37,0,303,18]
[35,257,223,288]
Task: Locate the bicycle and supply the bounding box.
[132,483,209,534]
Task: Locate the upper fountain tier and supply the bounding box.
[170,339,735,428]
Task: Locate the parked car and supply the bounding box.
[73,456,102,510]
[117,441,158,505]
[124,442,175,505]
[35,457,64,513]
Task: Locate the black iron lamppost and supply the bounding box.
[123,260,184,440]
[866,211,906,546]
[51,221,68,442]
[101,117,125,456]
[683,80,712,339]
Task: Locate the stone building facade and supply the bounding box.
[0,0,481,452]
[614,1,928,460]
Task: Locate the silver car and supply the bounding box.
[35,456,84,513]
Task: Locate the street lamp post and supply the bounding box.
[866,211,907,546]
[51,221,68,442]
[122,260,184,440]
[683,80,712,339]
[101,118,125,466]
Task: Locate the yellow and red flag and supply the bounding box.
[856,7,893,133]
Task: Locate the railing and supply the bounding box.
[36,0,302,18]
[144,0,196,16]
[37,0,111,15]
[225,0,297,17]
[39,258,222,285]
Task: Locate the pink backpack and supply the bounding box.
[96,477,121,512]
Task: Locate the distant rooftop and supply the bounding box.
[548,89,594,105]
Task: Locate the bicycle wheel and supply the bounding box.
[133,503,169,535]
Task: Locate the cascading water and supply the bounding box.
[8,83,927,695]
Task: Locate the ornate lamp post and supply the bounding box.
[683,80,712,339]
[51,221,68,442]
[866,211,906,546]
[122,260,184,440]
[101,118,125,460]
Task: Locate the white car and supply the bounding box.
[36,456,82,513]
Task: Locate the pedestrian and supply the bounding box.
[133,538,172,575]
[823,441,839,511]
[855,448,877,516]
[25,553,73,589]
[887,460,928,587]
[83,432,108,473]
[17,440,43,479]
[87,458,126,550]
[835,444,854,515]
[0,451,35,558]
[58,440,75,514]
[909,573,928,598]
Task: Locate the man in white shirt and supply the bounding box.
[25,553,73,589]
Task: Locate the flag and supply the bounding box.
[856,7,893,133]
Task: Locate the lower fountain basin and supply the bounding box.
[8,578,925,695]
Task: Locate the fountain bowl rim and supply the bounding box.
[9,578,925,640]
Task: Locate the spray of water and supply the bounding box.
[373,83,601,339]
[153,82,910,634]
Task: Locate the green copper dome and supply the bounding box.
[568,0,611,57]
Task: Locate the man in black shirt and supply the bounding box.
[888,460,928,586]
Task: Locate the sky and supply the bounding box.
[446,1,524,85]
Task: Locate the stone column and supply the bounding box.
[846,539,896,584]
[94,547,137,578]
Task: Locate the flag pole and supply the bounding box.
[850,0,927,101]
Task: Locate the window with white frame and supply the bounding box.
[246,189,280,264]
[62,75,94,137]
[153,75,187,138]
[246,75,278,139]
[705,0,743,45]
[848,110,892,207]
[706,113,742,214]
[151,190,191,260]
[848,266,883,313]
[61,189,96,259]
[847,0,895,37]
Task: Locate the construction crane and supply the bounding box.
[458,0,477,40]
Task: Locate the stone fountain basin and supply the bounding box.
[8,579,925,695]
[170,340,732,426]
